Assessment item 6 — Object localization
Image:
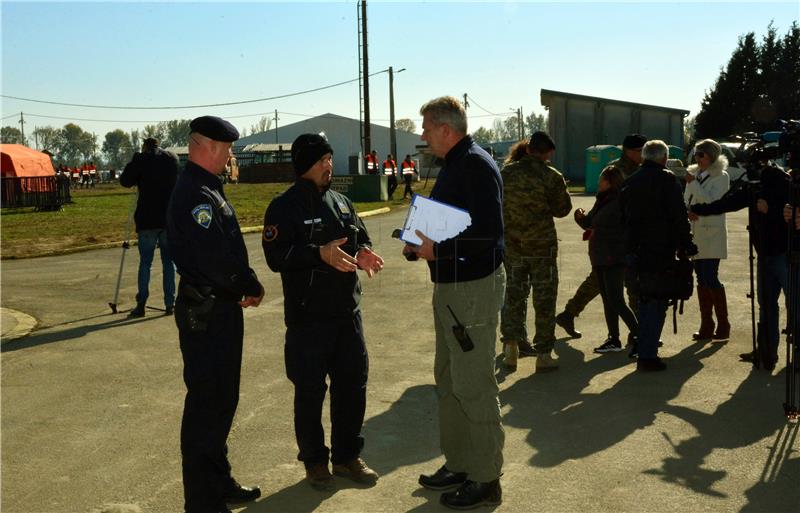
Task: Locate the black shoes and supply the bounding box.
[165,304,174,316]
[594,337,623,353]
[739,351,778,370]
[440,479,502,510]
[518,339,536,357]
[419,465,468,491]
[637,357,667,372]
[555,311,582,338]
[127,303,145,318]
[222,482,261,504]
[628,341,639,359]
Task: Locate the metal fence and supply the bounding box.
[1,176,72,210]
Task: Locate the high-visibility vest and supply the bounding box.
[365,154,378,173]
[401,160,416,175]
[383,159,396,176]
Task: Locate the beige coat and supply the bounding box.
[684,156,730,259]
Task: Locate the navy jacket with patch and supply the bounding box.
[166,161,262,300]
[262,179,371,326]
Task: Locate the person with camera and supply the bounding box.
[621,140,696,371]
[120,137,179,318]
[262,133,384,491]
[684,139,731,342]
[691,162,791,370]
[575,166,639,354]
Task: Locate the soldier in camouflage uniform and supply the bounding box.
[501,132,572,372]
[556,134,647,341]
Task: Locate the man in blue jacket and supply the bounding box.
[405,96,505,509]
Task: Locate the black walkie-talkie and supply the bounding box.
[446,305,474,352]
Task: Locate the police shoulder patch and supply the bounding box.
[262,224,278,242]
[191,204,213,229]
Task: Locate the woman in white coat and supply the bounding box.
[685,139,731,341]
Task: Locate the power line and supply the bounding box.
[466,94,512,117]
[0,70,392,110]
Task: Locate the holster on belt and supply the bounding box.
[178,282,216,332]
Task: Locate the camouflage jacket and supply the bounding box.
[603,154,639,180]
[502,154,571,251]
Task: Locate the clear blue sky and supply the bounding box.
[2,1,798,142]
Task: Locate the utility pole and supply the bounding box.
[388,66,405,159]
[361,0,371,155]
[517,106,523,140]
[463,93,469,112]
[274,109,279,144]
[18,112,26,144]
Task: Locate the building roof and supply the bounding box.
[540,88,690,115]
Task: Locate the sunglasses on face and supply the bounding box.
[695,152,706,158]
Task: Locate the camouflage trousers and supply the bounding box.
[563,268,638,318]
[500,247,558,354]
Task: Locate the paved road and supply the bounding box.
[2,196,798,513]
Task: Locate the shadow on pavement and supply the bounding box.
[1,313,162,353]
[740,420,800,513]
[239,479,367,513]
[502,339,724,467]
[360,384,440,476]
[645,365,798,504]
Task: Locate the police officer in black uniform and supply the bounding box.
[262,133,384,490]
[167,116,264,513]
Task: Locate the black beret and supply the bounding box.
[190,115,239,142]
[529,131,555,150]
[622,134,647,149]
[292,133,333,176]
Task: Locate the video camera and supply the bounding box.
[726,120,798,188]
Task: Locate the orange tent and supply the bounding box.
[0,144,55,178]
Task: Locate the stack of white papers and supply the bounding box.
[399,194,472,245]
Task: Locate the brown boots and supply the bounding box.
[693,286,730,341]
[711,287,730,340]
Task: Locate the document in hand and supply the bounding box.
[399,194,472,245]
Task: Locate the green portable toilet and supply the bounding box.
[584,145,621,193]
[668,145,684,161]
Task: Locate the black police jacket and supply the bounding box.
[262,179,371,326]
[690,165,791,257]
[166,161,262,300]
[620,160,694,271]
[120,147,179,231]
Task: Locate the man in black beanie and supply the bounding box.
[262,133,385,490]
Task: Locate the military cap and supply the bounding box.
[622,134,648,149]
[292,133,333,176]
[189,115,239,142]
[529,131,556,151]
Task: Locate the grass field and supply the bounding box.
[0,181,431,259]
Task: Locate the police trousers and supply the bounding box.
[433,265,505,483]
[176,297,243,513]
[284,311,368,468]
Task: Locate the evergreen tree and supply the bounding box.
[775,22,800,122]
[696,32,760,138]
[696,23,800,139]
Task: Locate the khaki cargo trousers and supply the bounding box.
[432,264,506,483]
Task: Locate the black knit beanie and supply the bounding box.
[291,133,333,176]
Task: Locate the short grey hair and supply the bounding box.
[642,139,669,162]
[419,96,468,135]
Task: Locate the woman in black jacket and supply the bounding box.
[575,167,638,353]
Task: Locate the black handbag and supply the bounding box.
[631,258,694,301]
[626,258,694,334]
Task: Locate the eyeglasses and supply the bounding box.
[695,151,706,158]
